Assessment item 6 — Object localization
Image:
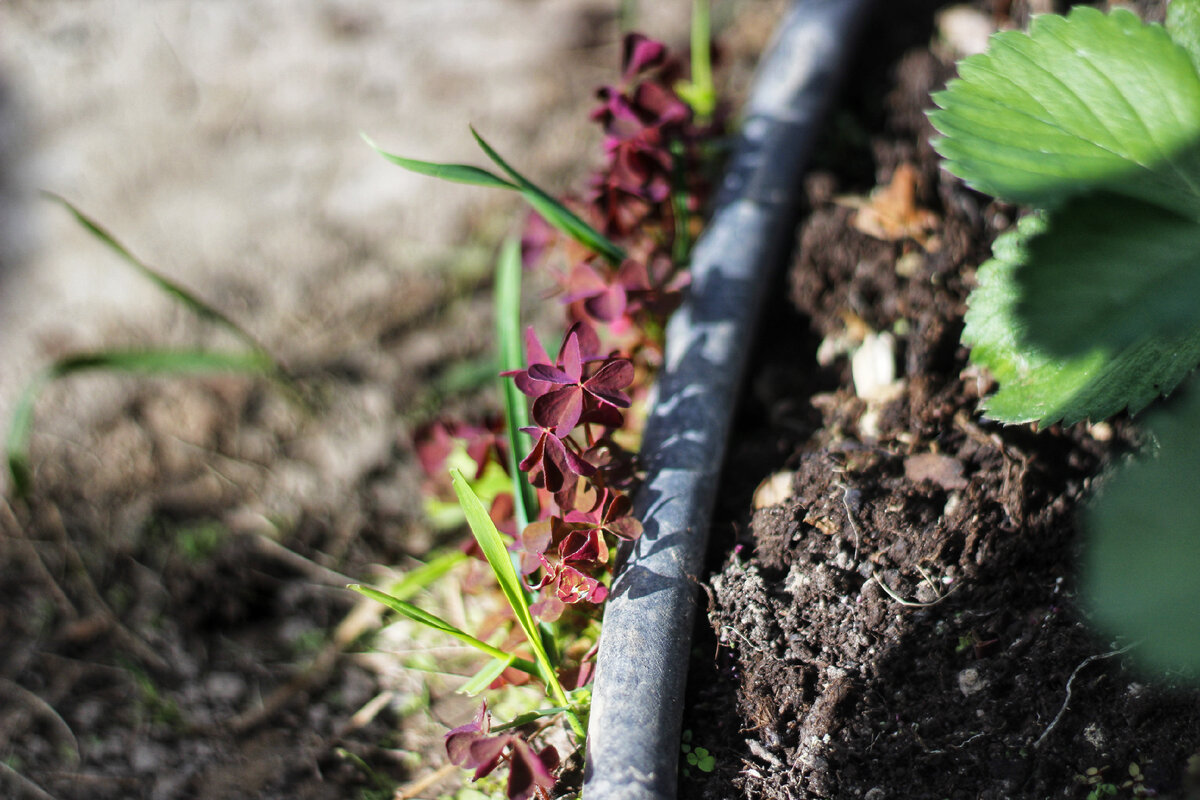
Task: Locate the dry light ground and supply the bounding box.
[0,2,782,798]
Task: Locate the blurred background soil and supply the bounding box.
[0,2,782,797]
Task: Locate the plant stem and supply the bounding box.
[690,0,715,123]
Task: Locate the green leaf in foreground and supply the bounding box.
[962,216,1200,426]
[449,470,558,689]
[470,127,626,266]
[1168,0,1200,77]
[450,469,585,740]
[347,584,539,677]
[1015,193,1200,357]
[928,6,1200,219]
[365,129,625,266]
[1083,383,1200,675]
[459,656,516,696]
[360,134,517,190]
[7,349,275,496]
[494,236,538,530]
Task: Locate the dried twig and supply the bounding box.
[0,678,80,764]
[870,570,957,608]
[394,763,460,800]
[0,759,60,800]
[1033,642,1137,749]
[0,499,78,620]
[39,504,170,674]
[226,597,382,733]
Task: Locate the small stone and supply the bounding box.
[852,332,900,402]
[937,5,995,57]
[753,470,795,509]
[204,671,246,703]
[958,667,988,697]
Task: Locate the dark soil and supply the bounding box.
[681,2,1200,799]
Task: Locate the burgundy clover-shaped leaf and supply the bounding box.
[444,703,559,800]
[518,426,595,494]
[504,323,602,400]
[529,341,634,438]
[506,740,559,800]
[564,486,643,542]
[563,259,653,324]
[621,33,667,82]
[555,564,609,605]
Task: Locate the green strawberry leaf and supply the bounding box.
[963,215,1200,426]
[1168,0,1200,76]
[1083,382,1200,675]
[929,6,1200,219]
[1017,193,1200,356]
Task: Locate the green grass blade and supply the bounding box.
[386,550,469,602]
[449,470,570,706]
[494,237,538,530]
[490,706,571,732]
[458,655,516,696]
[676,0,716,120]
[44,193,272,357]
[348,584,540,677]
[361,133,518,190]
[470,127,626,266]
[6,348,276,496]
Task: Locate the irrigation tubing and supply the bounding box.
[582,1,874,797]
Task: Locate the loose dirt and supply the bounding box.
[682,2,1200,799]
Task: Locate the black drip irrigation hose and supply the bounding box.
[582,1,874,797]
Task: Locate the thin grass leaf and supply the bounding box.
[668,140,692,266]
[6,348,276,496]
[676,0,716,120]
[347,584,540,677]
[490,706,571,732]
[470,127,626,266]
[361,133,517,190]
[494,237,539,531]
[449,471,567,699]
[458,655,516,696]
[494,238,563,669]
[44,193,273,357]
[386,550,468,602]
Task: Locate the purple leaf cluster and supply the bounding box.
[527,33,720,340]
[446,703,559,800]
[504,322,641,620]
[437,31,724,800]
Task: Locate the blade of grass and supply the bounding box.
[348,584,540,677]
[459,655,516,696]
[490,705,571,732]
[43,193,274,358]
[669,141,693,266]
[7,348,276,496]
[683,0,716,121]
[450,469,585,741]
[386,550,469,602]
[494,236,538,531]
[469,127,626,266]
[494,236,561,669]
[361,133,517,190]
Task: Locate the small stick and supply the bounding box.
[1033,642,1136,749]
[40,504,171,675]
[0,760,60,800]
[0,499,78,620]
[394,763,460,800]
[834,482,861,562]
[871,571,957,608]
[0,678,80,763]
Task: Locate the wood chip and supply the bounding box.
[904,453,968,490]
